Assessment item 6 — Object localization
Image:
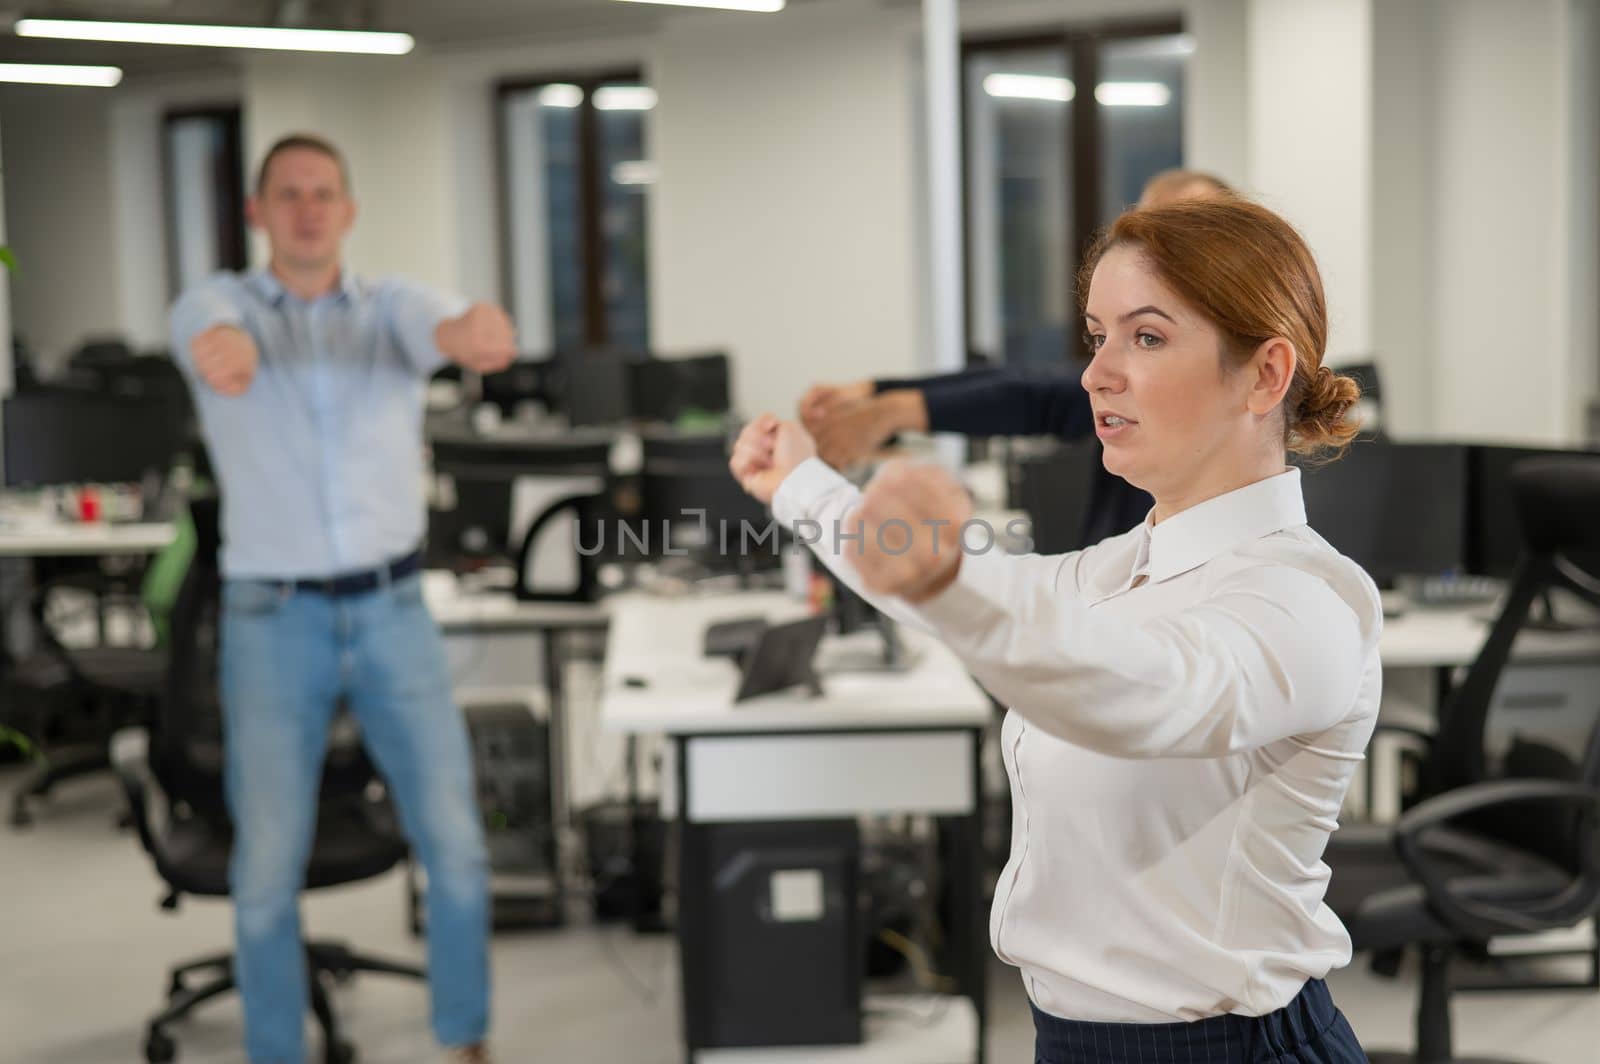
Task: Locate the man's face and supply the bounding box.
[247,148,356,273]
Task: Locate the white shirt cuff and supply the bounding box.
[771,457,851,530]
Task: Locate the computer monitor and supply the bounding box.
[2,391,192,488]
[479,358,554,417]
[427,435,613,566]
[1010,438,1102,555]
[564,351,645,427]
[639,459,779,570]
[630,353,731,424]
[1466,443,1600,577]
[1296,438,1468,586]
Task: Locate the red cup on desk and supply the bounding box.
[77,486,102,523]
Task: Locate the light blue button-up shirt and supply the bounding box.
[169,269,467,580]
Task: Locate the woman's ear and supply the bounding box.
[1247,338,1295,416]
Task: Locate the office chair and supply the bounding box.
[7,525,187,828]
[1324,456,1600,1062]
[114,496,423,1064]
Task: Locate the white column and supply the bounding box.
[922,0,964,377]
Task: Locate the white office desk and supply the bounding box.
[1379,602,1600,670]
[0,520,176,557]
[600,590,992,1064]
[423,577,612,634]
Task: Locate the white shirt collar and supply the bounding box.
[1134,468,1308,584]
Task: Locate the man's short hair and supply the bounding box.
[254,133,351,196]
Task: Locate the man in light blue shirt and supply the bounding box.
[170,133,512,1064]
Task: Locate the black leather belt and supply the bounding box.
[286,549,423,598]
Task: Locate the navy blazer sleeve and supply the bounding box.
[872,367,1094,440]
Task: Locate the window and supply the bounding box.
[963,21,1188,367]
[498,72,654,354]
[162,107,247,298]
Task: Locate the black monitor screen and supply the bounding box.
[1297,439,1468,585]
[639,460,777,568]
[1011,438,1102,555]
[2,391,190,488]
[1467,443,1600,577]
[630,354,731,424]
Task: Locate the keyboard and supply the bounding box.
[1409,574,1505,609]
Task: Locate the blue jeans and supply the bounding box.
[220,572,490,1063]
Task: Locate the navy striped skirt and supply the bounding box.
[1031,979,1367,1063]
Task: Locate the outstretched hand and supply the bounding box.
[852,460,972,603]
[729,414,819,506]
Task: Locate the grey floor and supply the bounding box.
[4,766,1599,1064]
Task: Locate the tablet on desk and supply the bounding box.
[733,616,828,703]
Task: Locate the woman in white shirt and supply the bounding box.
[731,195,1378,1063]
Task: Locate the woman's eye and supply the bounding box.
[1084,332,1106,350]
[1135,332,1163,349]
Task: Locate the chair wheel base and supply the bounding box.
[144,1028,177,1062]
[325,1039,356,1064]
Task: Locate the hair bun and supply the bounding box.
[1291,366,1362,457]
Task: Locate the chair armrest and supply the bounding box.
[1395,779,1600,937]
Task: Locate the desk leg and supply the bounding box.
[540,627,568,921]
[935,728,988,1064]
[674,735,703,1064]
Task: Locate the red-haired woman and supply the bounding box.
[733,195,1376,1063]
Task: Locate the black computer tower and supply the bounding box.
[681,818,862,1049]
[463,700,561,928]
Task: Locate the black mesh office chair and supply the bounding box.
[7,561,171,827]
[114,497,424,1064]
[1325,456,1600,1063]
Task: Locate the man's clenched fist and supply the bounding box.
[852,460,973,603]
[191,324,259,396]
[436,302,517,374]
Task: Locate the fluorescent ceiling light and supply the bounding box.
[0,62,122,87]
[983,75,1172,107]
[538,83,583,108]
[14,18,415,55]
[613,0,785,12]
[1094,81,1171,107]
[594,85,657,111]
[982,73,1073,103]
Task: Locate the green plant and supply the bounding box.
[1,724,41,762]
[0,246,14,272]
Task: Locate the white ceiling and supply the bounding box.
[0,0,683,76]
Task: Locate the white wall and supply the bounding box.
[108,72,241,350]
[647,0,924,418]
[1430,0,1572,443]
[243,54,459,293]
[1370,0,1438,436]
[1562,0,1600,443]
[1246,0,1373,363]
[0,86,122,371]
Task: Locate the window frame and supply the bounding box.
[161,104,248,301]
[493,69,648,351]
[960,16,1185,364]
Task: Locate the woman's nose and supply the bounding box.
[1081,349,1123,394]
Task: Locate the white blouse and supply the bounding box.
[773,459,1383,1023]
